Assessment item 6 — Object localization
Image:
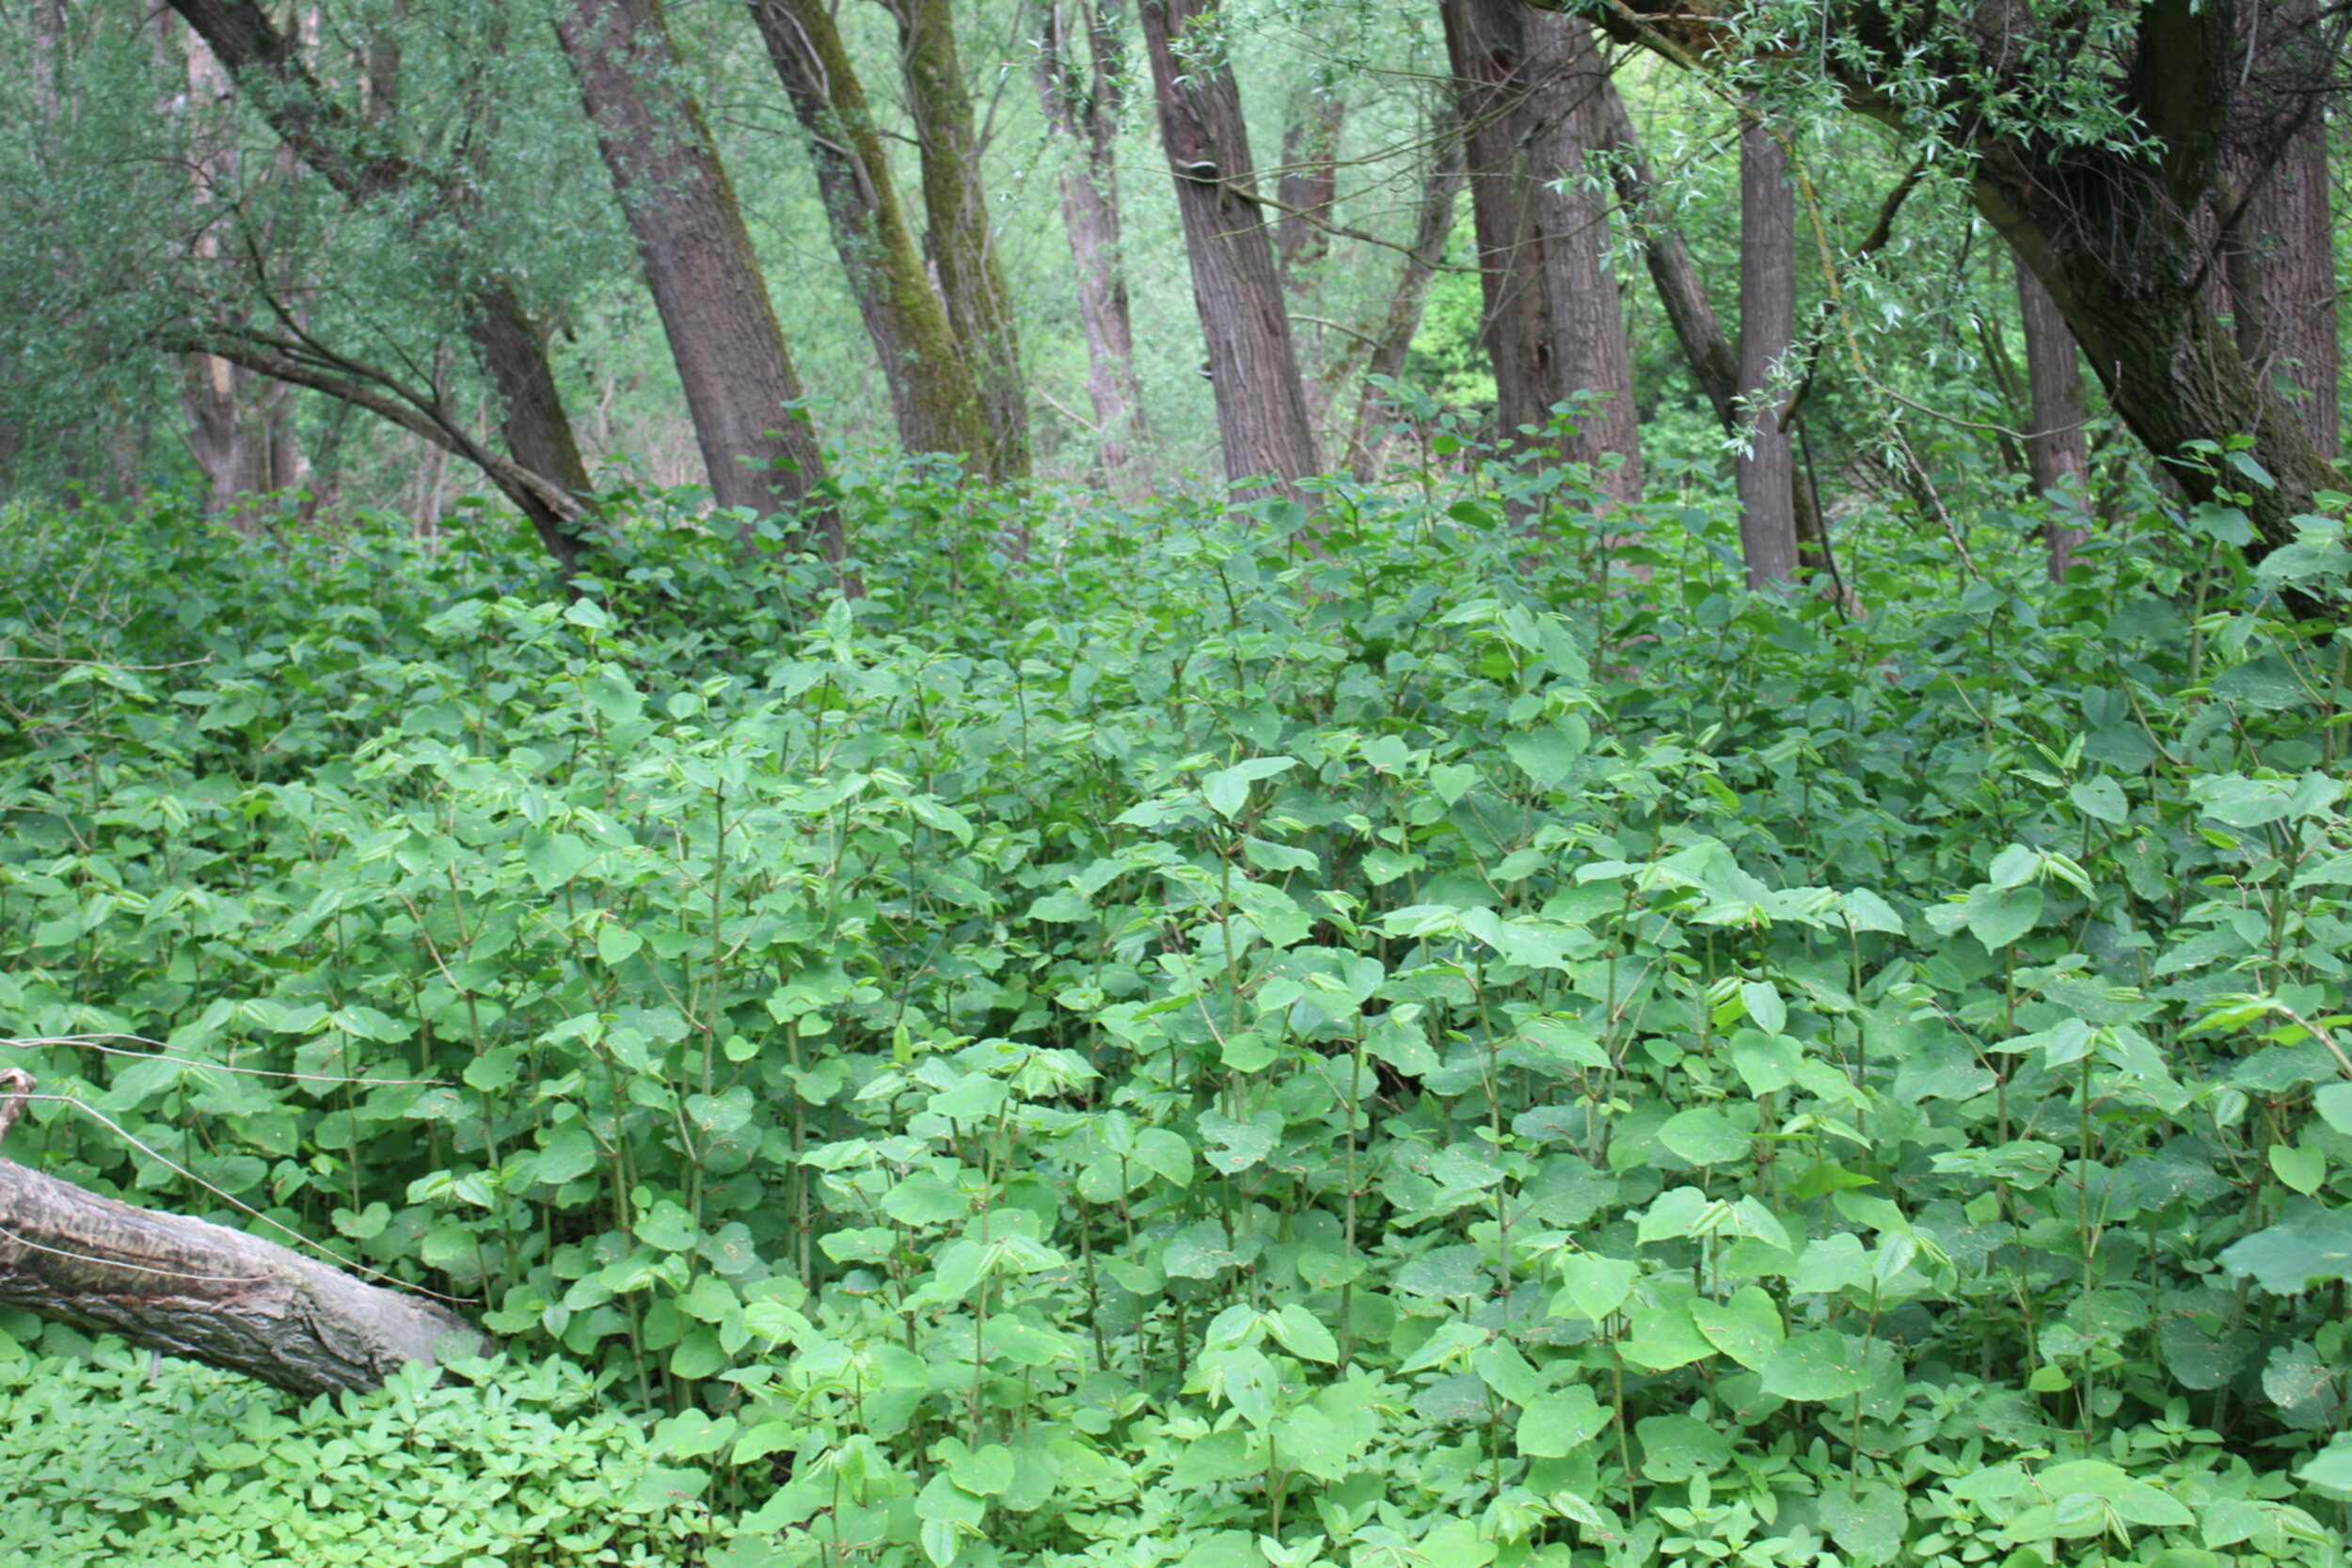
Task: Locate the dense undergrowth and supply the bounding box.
[3,451,2351,1568]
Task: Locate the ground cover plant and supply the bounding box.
[3,456,2351,1568]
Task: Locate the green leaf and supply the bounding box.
[2068,775,2128,823]
[1963,883,2042,953]
[1550,1253,1638,1323]
[2269,1143,2327,1196]
[1739,980,1786,1036]
[1689,1287,1785,1371]
[2313,1082,2352,1135]
[1657,1109,1746,1167]
[1516,1386,1610,1457]
[2296,1436,2352,1498]
[1758,1331,1869,1401]
[2221,1205,2352,1292]
[522,831,596,891]
[1267,1303,1340,1365]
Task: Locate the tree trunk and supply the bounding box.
[2015,258,2091,579]
[1441,0,1637,499]
[1138,0,1320,507]
[166,0,597,574]
[1348,104,1466,477]
[1735,113,1799,588]
[882,0,1030,480]
[1033,0,1151,499]
[2224,0,2339,462]
[1276,85,1348,441]
[1588,0,2349,571]
[0,1072,480,1397]
[748,0,987,470]
[557,0,837,556]
[1597,81,1736,432]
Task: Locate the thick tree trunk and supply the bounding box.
[882,0,1030,480]
[1349,105,1466,477]
[0,1073,480,1397]
[1276,86,1347,440]
[1441,0,1637,499]
[1033,0,1151,499]
[1735,114,1799,587]
[167,0,598,574]
[2015,258,2091,578]
[558,0,837,556]
[748,0,986,469]
[1138,0,1320,507]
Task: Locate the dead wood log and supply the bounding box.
[0,1069,485,1396]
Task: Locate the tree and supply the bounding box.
[2016,259,2091,579]
[1575,0,2350,573]
[1032,0,1152,499]
[1441,0,1639,502]
[1347,104,1467,476]
[1138,0,1320,507]
[882,0,1032,479]
[1734,111,1798,587]
[747,0,990,469]
[557,0,838,557]
[167,0,599,573]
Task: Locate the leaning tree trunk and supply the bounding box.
[883,0,1031,481]
[1139,0,1320,509]
[167,0,597,575]
[1033,0,1151,499]
[1735,111,1799,588]
[558,0,838,557]
[0,1072,481,1397]
[747,0,987,469]
[2015,258,2091,579]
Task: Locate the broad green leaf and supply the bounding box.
[1657,1109,1746,1167]
[1758,1331,1868,1401]
[2220,1205,2352,1292]
[1516,1386,1610,1457]
[1550,1253,1638,1323]
[1689,1287,1784,1370]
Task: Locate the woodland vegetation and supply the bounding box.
[2,0,2351,1564]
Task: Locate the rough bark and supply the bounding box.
[1138,0,1320,506]
[882,0,1030,479]
[2224,0,2340,461]
[2016,258,2091,578]
[557,0,837,556]
[1442,0,1638,499]
[1348,106,1467,477]
[748,0,987,468]
[166,0,596,574]
[1735,114,1798,587]
[1033,0,1151,499]
[0,1071,480,1397]
[1577,0,2350,571]
[1276,88,1344,276]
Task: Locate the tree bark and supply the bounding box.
[1275,89,1345,277]
[748,0,987,469]
[882,0,1031,480]
[0,1071,481,1397]
[1441,0,1638,499]
[1033,0,1151,499]
[166,0,596,574]
[1138,0,1320,507]
[2016,258,2091,578]
[1597,81,1735,432]
[1735,113,1798,587]
[557,0,838,556]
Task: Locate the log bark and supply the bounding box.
[558,0,839,557]
[1139,0,1321,508]
[0,1071,482,1397]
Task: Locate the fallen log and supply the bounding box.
[0,1069,485,1396]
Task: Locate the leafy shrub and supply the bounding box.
[1,468,2349,1567]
